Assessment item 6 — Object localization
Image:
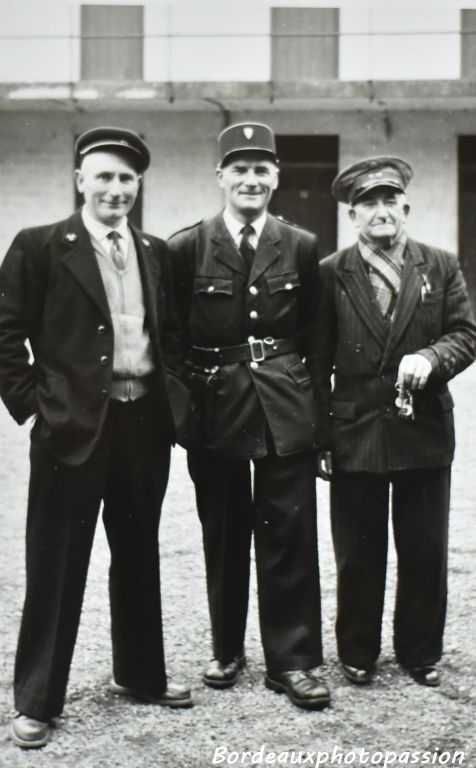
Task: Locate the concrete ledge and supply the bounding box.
[1,79,476,111]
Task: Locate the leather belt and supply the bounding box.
[191,336,297,368]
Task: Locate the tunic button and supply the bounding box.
[285,282,293,290]
[100,389,108,399]
[249,310,258,320]
[250,361,259,370]
[97,324,107,335]
[207,285,215,293]
[249,285,258,295]
[100,355,110,365]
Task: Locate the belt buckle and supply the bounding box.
[249,338,265,363]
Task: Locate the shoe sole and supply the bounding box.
[11,726,49,749]
[111,683,194,708]
[203,656,246,690]
[265,675,330,711]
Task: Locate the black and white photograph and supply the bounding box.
[0,1,475,766]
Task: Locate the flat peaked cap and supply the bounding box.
[332,156,413,205]
[75,127,150,172]
[218,122,277,166]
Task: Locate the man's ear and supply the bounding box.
[271,166,279,191]
[137,175,143,188]
[215,166,225,189]
[403,202,410,216]
[74,168,83,193]
[348,208,356,225]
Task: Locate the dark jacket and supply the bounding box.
[307,238,476,472]
[0,210,182,465]
[168,212,320,459]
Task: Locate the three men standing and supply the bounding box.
[169,122,329,710]
[0,127,192,748]
[310,156,476,687]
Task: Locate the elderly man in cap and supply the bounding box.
[169,122,329,710]
[309,156,476,687]
[0,126,192,748]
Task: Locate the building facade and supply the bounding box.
[1,1,476,304]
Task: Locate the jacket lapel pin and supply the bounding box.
[65,233,78,243]
[142,237,151,247]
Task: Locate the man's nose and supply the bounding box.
[109,177,123,195]
[243,170,259,185]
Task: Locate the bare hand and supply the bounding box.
[397,354,432,391]
[316,449,333,481]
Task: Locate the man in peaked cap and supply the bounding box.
[169,121,330,710]
[308,155,476,687]
[0,127,192,748]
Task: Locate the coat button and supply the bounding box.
[285,282,293,290]
[100,355,110,365]
[250,361,259,370]
[249,285,258,295]
[207,285,215,293]
[100,389,108,399]
[249,310,258,320]
[97,324,107,335]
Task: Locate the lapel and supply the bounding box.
[60,211,111,321]
[248,214,281,285]
[209,214,248,277]
[336,244,389,349]
[130,225,161,330]
[381,238,428,366]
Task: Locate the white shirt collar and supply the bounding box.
[81,206,130,245]
[222,208,267,245]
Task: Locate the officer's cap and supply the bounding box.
[332,156,413,205]
[218,122,277,167]
[75,127,150,173]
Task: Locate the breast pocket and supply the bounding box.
[194,276,234,298]
[266,271,301,296]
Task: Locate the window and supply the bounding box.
[81,5,143,80]
[461,10,476,77]
[271,8,339,81]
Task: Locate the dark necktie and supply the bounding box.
[239,224,255,272]
[107,230,126,271]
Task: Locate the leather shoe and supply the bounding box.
[110,681,193,707]
[203,652,246,689]
[265,669,330,710]
[342,662,373,685]
[408,665,440,687]
[11,714,50,749]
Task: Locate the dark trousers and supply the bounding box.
[15,396,171,721]
[330,467,450,670]
[188,447,323,674]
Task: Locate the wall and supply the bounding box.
[0,106,474,257]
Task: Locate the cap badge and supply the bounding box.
[243,126,254,140]
[65,233,77,243]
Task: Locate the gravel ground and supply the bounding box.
[0,367,475,768]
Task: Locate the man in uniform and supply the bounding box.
[310,156,476,687]
[169,122,329,710]
[0,127,192,749]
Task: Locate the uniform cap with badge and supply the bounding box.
[218,122,278,167]
[75,127,150,173]
[332,156,413,205]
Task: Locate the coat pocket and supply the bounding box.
[266,271,301,295]
[286,359,311,385]
[194,276,234,296]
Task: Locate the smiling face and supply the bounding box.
[74,151,141,227]
[349,186,409,247]
[216,151,279,223]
